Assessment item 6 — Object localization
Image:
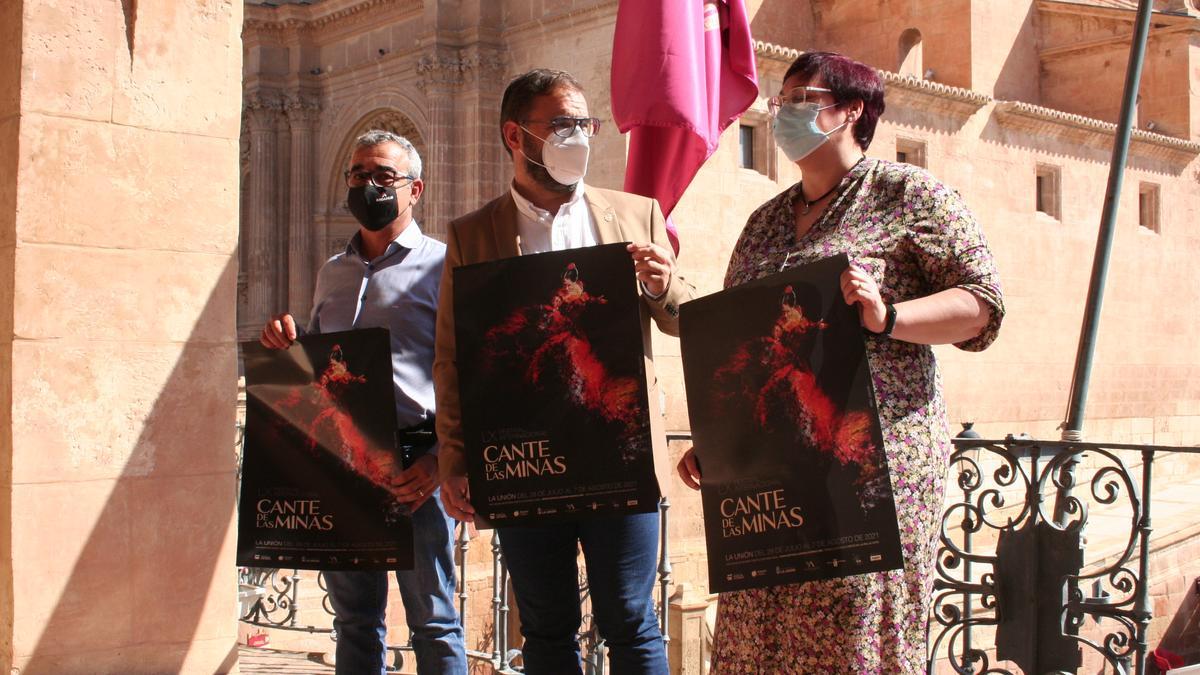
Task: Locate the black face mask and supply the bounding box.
[347,184,400,231]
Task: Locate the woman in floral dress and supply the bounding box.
[677,52,1004,673]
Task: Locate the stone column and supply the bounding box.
[244,94,282,334]
[460,44,508,212]
[285,96,320,321]
[1,0,242,672]
[416,48,463,238]
[668,584,718,675]
[417,44,507,235]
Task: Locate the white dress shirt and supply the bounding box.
[510,181,600,253]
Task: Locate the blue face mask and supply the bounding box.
[772,102,847,162]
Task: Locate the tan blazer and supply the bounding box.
[434,186,696,490]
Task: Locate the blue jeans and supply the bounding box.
[497,511,668,675]
[325,488,466,675]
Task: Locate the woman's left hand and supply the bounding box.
[841,266,887,333]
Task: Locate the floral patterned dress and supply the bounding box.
[710,158,1004,674]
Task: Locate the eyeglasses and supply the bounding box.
[344,169,415,189]
[522,116,603,138]
[767,86,835,117]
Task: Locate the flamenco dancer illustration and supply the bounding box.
[713,285,887,509]
[482,262,648,461]
[277,344,403,497]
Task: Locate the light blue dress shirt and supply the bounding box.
[306,222,445,431]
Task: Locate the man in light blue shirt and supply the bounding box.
[260,130,466,675]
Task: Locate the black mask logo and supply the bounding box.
[347,184,400,231]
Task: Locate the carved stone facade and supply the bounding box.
[240,0,516,336]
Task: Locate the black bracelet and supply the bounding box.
[869,303,897,337]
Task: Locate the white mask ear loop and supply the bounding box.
[516,125,545,166]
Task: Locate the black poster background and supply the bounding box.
[237,328,414,571]
[680,254,903,593]
[454,243,660,527]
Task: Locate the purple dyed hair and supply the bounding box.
[784,51,885,151]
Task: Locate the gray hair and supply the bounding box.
[354,129,423,180]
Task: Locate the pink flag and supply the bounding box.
[611,0,759,252]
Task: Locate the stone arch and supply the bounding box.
[322,106,429,256]
[320,88,428,212]
[898,28,923,78]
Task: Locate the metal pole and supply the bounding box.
[1134,449,1155,675]
[289,568,301,628]
[500,562,512,670]
[457,522,470,634]
[1054,0,1157,532]
[491,531,503,665]
[955,423,980,673]
[658,497,672,649]
[1061,0,1156,441]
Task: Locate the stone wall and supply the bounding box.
[1,0,244,672]
[0,0,20,669]
[1144,531,1200,667]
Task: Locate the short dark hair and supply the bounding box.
[784,52,885,151]
[499,68,585,156]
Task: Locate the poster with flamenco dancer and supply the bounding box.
[680,254,902,592]
[454,243,660,527]
[237,328,414,571]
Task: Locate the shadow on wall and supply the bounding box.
[992,1,1038,104]
[975,113,1186,176]
[21,258,240,674]
[879,100,975,135]
[1151,578,1200,673]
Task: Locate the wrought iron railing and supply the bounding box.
[238,503,673,673]
[238,418,1199,674]
[929,434,1200,675]
[237,422,677,673]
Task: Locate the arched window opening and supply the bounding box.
[328,110,428,253]
[898,28,923,78]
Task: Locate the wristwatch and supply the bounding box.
[869,303,897,337]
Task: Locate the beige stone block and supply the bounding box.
[10,340,238,484]
[111,0,244,138]
[0,245,13,339]
[128,473,238,643]
[10,479,134,657]
[0,115,17,250]
[653,331,682,359]
[14,636,239,675]
[1131,417,1154,436]
[15,114,239,253]
[0,0,19,120]
[12,244,236,343]
[655,354,689,430]
[17,0,119,121]
[0,342,11,675]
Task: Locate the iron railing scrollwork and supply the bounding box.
[238,422,1195,674]
[238,494,674,674]
[929,435,1197,675]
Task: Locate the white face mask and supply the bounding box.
[521,126,590,187]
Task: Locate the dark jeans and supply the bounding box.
[325,488,466,675]
[497,511,668,675]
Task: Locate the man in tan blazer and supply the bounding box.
[434,69,694,675]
